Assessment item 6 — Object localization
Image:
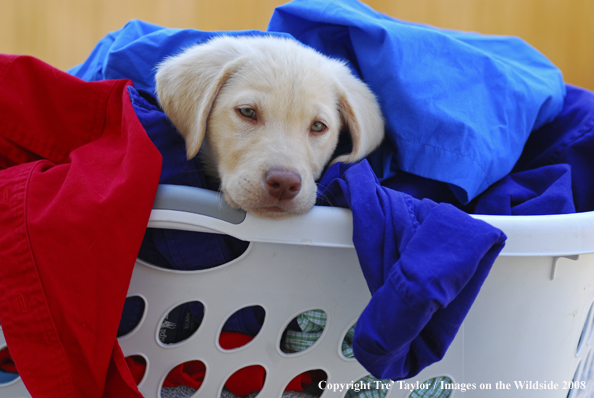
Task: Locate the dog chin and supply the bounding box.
[222,192,304,219]
[248,205,300,220]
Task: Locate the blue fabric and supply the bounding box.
[383,85,594,216]
[317,161,506,380]
[68,0,565,203]
[68,20,291,92]
[117,296,145,337]
[158,301,204,345]
[512,84,594,213]
[472,164,575,215]
[268,0,565,203]
[384,162,577,216]
[0,370,18,384]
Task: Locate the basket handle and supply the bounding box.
[149,184,355,248]
[152,184,246,224]
[152,184,594,254]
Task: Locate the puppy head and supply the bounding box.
[156,36,384,219]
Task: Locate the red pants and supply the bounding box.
[0,54,161,397]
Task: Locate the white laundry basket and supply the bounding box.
[2,184,594,398]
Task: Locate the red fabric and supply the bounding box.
[285,371,312,392]
[218,331,254,350]
[0,54,161,397]
[124,356,147,385]
[225,364,266,397]
[162,332,312,396]
[163,361,206,389]
[0,347,17,374]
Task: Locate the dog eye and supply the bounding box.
[311,121,327,133]
[238,107,257,120]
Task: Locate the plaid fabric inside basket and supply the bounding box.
[282,310,451,398]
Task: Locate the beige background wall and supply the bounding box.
[0,0,592,90]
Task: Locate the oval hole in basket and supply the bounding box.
[0,346,19,385]
[284,369,327,396]
[280,309,327,354]
[219,305,266,350]
[159,301,204,345]
[124,355,147,385]
[139,228,250,270]
[160,360,206,398]
[224,365,266,397]
[117,296,146,338]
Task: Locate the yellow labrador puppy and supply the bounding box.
[156,36,384,219]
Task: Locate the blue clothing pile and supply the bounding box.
[267,0,564,204]
[70,0,594,382]
[69,0,565,204]
[386,84,594,216]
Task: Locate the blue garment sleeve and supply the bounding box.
[317,161,506,380]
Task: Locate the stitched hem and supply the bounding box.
[0,161,77,397]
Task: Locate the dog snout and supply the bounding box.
[265,168,302,201]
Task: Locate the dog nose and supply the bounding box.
[265,169,302,201]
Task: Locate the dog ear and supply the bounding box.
[155,37,247,159]
[330,68,385,165]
